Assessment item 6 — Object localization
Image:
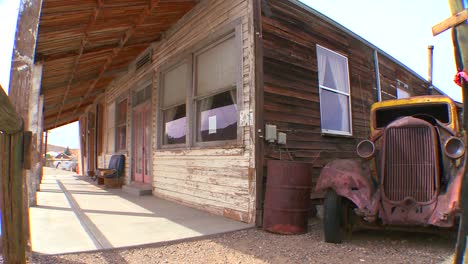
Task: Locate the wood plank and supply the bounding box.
[432,8,468,36]
[0,86,22,134]
[0,133,26,264]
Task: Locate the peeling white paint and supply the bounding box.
[17,65,28,71]
[13,50,34,65]
[19,0,33,14]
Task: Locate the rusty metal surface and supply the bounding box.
[379,117,440,225]
[315,159,380,222]
[263,160,311,234]
[382,119,439,203]
[317,117,463,228]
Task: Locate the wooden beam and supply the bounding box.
[53,0,105,128]
[253,0,264,226]
[432,8,468,36]
[71,0,161,115]
[36,43,149,62]
[446,2,468,264]
[0,86,22,134]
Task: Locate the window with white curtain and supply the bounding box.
[159,27,241,148]
[162,62,188,145]
[195,34,238,142]
[316,45,352,135]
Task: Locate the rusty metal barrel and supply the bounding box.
[263,160,311,234]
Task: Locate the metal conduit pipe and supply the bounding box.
[373,49,382,102]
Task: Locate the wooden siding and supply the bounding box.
[151,0,256,223]
[260,0,433,197]
[378,54,433,100]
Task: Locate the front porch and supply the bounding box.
[31,167,252,255]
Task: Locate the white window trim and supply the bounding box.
[396,79,410,99]
[317,45,353,136]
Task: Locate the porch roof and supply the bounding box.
[37,0,197,130]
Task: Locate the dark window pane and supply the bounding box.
[117,99,127,125]
[164,104,186,144]
[197,90,237,142]
[116,125,126,151]
[320,89,350,133]
[116,99,127,150]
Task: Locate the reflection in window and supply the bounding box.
[164,104,186,144]
[197,90,237,142]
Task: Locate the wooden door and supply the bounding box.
[133,103,151,183]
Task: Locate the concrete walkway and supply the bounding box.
[30,168,252,255]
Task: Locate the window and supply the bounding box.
[195,35,238,143]
[317,45,352,135]
[116,98,127,151]
[159,30,240,148]
[162,62,189,145]
[106,103,115,153]
[396,80,410,99]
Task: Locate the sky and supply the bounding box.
[0,0,464,149]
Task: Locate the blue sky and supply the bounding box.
[0,0,463,149]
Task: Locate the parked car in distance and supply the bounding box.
[53,160,78,172]
[316,95,464,243]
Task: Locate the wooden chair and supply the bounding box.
[96,154,125,188]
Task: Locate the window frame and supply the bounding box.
[396,79,410,99]
[158,58,192,149]
[316,45,353,137]
[115,95,128,152]
[157,19,243,150]
[106,102,116,154]
[193,31,242,148]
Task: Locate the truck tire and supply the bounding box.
[323,189,343,243]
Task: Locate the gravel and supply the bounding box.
[31,219,455,264]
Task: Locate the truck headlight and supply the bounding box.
[444,137,465,159]
[357,140,375,159]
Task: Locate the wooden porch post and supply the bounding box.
[9,0,44,206]
[7,0,44,261]
[442,1,468,263]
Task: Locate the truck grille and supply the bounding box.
[382,126,438,202]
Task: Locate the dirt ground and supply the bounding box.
[32,220,455,264]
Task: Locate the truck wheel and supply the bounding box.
[323,189,343,243]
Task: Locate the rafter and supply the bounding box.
[53,0,105,128]
[36,42,149,62]
[72,0,161,114]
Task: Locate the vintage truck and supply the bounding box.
[316,95,465,243]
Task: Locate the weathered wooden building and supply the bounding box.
[22,0,444,225]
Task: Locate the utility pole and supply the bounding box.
[432,2,468,263]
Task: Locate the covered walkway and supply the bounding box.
[30,168,252,255]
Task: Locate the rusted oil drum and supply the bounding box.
[263,160,311,234]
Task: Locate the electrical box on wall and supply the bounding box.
[265,124,277,143]
[277,132,287,145]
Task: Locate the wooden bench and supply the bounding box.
[96,154,125,188]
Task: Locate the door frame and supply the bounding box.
[132,100,152,183]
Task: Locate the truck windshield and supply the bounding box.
[375,103,450,128]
